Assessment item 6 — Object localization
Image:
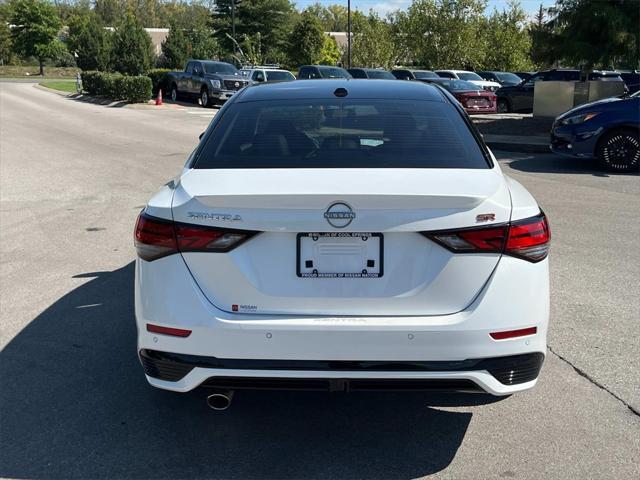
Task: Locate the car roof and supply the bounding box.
[243,68,291,72]
[301,65,345,69]
[236,79,447,103]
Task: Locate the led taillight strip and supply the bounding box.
[422,212,550,263]
[134,211,259,262]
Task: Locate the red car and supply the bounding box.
[421,78,497,114]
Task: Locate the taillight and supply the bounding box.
[134,213,178,261]
[505,214,550,262]
[134,211,258,261]
[422,212,550,263]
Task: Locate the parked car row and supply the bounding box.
[166,60,640,123]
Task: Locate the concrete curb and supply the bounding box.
[485,140,550,154]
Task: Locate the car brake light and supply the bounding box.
[134,213,178,261]
[134,211,258,261]
[490,326,537,340]
[146,323,192,337]
[422,212,550,262]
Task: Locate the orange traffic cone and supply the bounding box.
[156,89,163,106]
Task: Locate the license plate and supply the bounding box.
[297,233,383,278]
[469,99,488,107]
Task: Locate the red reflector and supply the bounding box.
[490,327,537,340]
[146,324,192,337]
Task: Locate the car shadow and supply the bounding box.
[69,93,128,108]
[0,263,504,479]
[505,154,639,176]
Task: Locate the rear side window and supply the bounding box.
[437,71,456,79]
[348,69,366,78]
[266,71,294,81]
[319,67,351,78]
[196,99,489,169]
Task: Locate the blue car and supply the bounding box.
[550,91,640,172]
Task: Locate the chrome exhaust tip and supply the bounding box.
[206,390,234,411]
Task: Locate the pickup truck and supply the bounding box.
[166,60,250,107]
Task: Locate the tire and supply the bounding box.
[200,88,211,108]
[596,128,640,172]
[170,84,178,102]
[497,98,510,114]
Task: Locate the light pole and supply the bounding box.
[347,0,351,68]
[231,0,236,55]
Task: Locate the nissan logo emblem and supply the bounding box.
[234,82,240,88]
[324,202,356,228]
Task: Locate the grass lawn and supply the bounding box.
[39,80,78,93]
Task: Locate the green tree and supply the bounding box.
[112,12,153,74]
[546,0,639,69]
[213,0,296,62]
[160,23,188,68]
[0,5,14,65]
[188,22,218,60]
[304,3,348,31]
[482,1,533,71]
[94,0,122,26]
[397,0,488,69]
[67,12,113,71]
[351,12,396,69]
[288,13,324,66]
[318,34,341,65]
[161,18,218,69]
[10,0,65,75]
[529,4,554,69]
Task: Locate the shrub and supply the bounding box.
[147,68,171,95]
[81,71,101,95]
[80,71,152,103]
[119,75,152,103]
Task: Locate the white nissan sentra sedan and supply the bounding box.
[135,80,550,409]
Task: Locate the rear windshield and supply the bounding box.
[204,62,238,75]
[319,67,351,78]
[266,71,295,81]
[414,71,439,79]
[366,70,396,79]
[495,72,522,83]
[195,99,488,169]
[437,80,480,91]
[458,72,483,81]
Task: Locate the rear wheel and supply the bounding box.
[497,98,510,114]
[596,128,640,172]
[201,88,211,108]
[170,84,178,102]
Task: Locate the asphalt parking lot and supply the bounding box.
[1,82,638,479]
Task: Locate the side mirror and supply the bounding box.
[256,74,265,82]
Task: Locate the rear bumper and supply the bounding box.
[135,254,549,396]
[140,349,544,395]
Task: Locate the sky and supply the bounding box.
[294,0,557,17]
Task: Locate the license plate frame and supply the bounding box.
[296,232,383,278]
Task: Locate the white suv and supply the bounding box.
[436,70,502,91]
[239,67,295,83]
